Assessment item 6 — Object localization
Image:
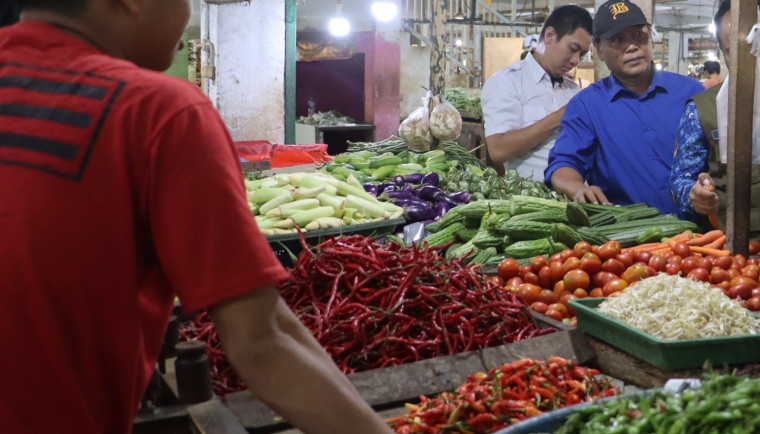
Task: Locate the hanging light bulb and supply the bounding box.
[371,1,397,22]
[329,1,351,37]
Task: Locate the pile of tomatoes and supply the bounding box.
[497,240,760,324]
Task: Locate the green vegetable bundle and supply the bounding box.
[443,166,564,202]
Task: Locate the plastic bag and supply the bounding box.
[399,91,433,152]
[429,95,463,141]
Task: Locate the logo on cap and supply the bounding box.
[609,2,629,20]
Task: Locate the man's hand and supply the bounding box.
[573,185,612,205]
[689,173,719,215]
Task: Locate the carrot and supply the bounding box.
[689,245,731,256]
[703,235,727,250]
[666,232,693,246]
[686,230,724,247]
[628,242,666,252]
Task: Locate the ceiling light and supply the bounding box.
[454,7,465,20]
[329,1,351,37]
[709,22,716,36]
[371,1,397,22]
[455,39,463,47]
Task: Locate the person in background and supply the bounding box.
[565,66,589,89]
[702,60,723,89]
[545,0,704,216]
[481,5,593,180]
[0,0,18,26]
[0,1,393,433]
[669,0,760,233]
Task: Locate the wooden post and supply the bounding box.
[429,0,448,96]
[726,0,756,256]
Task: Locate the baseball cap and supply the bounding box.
[593,0,650,41]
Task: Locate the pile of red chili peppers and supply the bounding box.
[387,356,618,433]
[278,234,553,374]
[178,311,246,397]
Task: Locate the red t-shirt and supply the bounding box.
[0,21,289,433]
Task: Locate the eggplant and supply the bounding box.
[387,189,415,199]
[378,182,395,193]
[416,185,443,202]
[449,191,471,204]
[393,174,406,185]
[381,184,396,194]
[421,172,440,187]
[403,173,426,184]
[400,183,414,193]
[363,183,379,196]
[434,201,451,220]
[404,204,436,222]
[434,191,460,207]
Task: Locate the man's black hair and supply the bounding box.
[540,5,593,41]
[16,0,87,14]
[714,0,730,36]
[703,60,721,75]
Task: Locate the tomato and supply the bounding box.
[680,256,700,275]
[698,256,715,271]
[635,251,653,265]
[752,287,760,298]
[601,258,626,276]
[742,265,760,281]
[517,283,542,305]
[672,242,691,258]
[597,241,622,260]
[747,257,760,267]
[522,271,540,286]
[562,257,582,274]
[729,282,755,300]
[518,265,532,276]
[530,301,550,314]
[530,255,548,274]
[715,255,735,270]
[648,254,668,272]
[506,277,523,288]
[589,287,604,298]
[746,296,760,311]
[497,258,520,280]
[621,264,649,284]
[602,278,628,296]
[537,289,557,305]
[728,268,741,280]
[573,241,593,258]
[667,255,683,265]
[544,309,564,322]
[579,255,602,275]
[686,267,710,283]
[560,248,577,262]
[552,281,567,301]
[548,303,569,317]
[736,254,748,268]
[573,288,589,299]
[731,276,759,287]
[710,267,731,285]
[563,269,591,292]
[750,240,760,256]
[591,271,617,288]
[664,262,681,275]
[538,265,553,289]
[561,295,578,315]
[616,251,636,268]
[549,252,563,263]
[550,260,565,283]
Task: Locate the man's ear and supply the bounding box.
[593,42,604,62]
[113,0,140,14]
[544,26,556,44]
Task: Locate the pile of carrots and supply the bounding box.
[626,230,732,257]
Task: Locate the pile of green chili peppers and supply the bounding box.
[556,373,760,434]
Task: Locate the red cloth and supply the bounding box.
[0,21,289,433]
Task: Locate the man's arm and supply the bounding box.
[486,107,566,166]
[208,287,392,434]
[550,167,611,204]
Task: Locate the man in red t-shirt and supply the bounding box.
[0,1,393,433]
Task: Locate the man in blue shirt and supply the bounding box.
[544,0,704,216]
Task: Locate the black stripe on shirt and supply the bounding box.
[0,103,92,128]
[0,132,78,160]
[0,75,107,99]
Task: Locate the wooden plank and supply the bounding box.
[186,399,249,434]
[226,329,594,430]
[240,161,271,172]
[726,0,756,256]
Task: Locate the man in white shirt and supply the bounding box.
[482,5,592,179]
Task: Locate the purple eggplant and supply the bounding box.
[416,185,443,202]
[449,191,471,203]
[434,201,451,220]
[363,183,379,196]
[378,182,395,193]
[404,204,436,222]
[393,174,406,185]
[400,183,414,193]
[434,191,460,207]
[403,173,426,184]
[421,172,440,186]
[387,189,415,199]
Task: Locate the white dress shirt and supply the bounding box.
[481,52,580,180]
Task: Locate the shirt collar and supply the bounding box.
[605,64,666,101]
[525,51,556,87]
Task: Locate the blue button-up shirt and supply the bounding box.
[544,70,704,217]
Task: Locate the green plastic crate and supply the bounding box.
[570,297,760,371]
[266,217,405,267]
